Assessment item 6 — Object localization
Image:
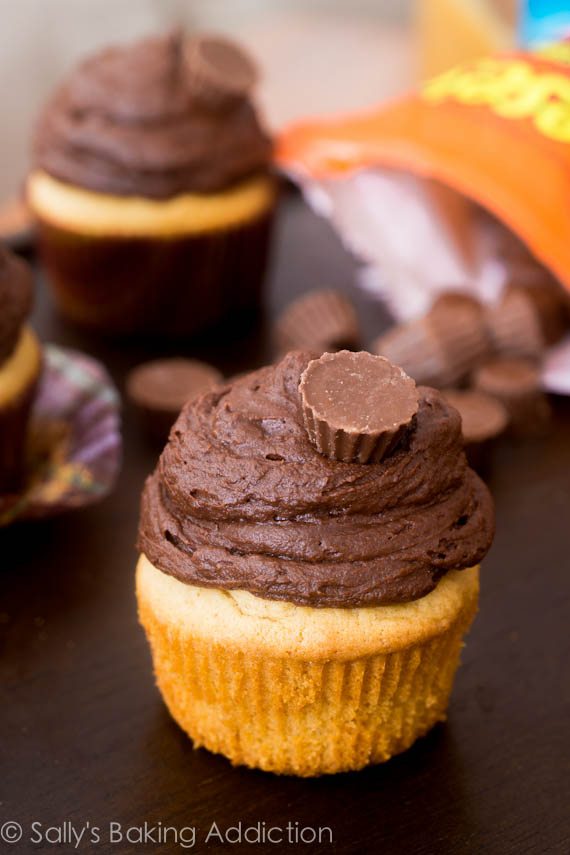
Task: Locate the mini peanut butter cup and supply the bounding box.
[299,351,418,464]
[509,282,569,347]
[472,357,551,436]
[372,317,455,388]
[485,287,545,359]
[276,290,360,356]
[127,358,223,444]
[185,35,258,105]
[429,292,491,382]
[442,389,509,474]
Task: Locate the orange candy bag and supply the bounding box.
[279,48,570,292]
[277,46,570,391]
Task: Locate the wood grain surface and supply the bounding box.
[1,194,569,854]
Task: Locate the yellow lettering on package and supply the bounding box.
[422,56,570,143]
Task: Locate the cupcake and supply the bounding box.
[0,246,42,493]
[136,350,494,776]
[27,31,275,336]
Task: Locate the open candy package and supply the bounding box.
[278,45,570,395]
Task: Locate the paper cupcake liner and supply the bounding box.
[485,289,545,359]
[373,319,455,387]
[138,572,477,777]
[36,205,274,337]
[277,290,360,355]
[0,345,121,526]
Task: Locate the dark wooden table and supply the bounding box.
[2,193,569,855]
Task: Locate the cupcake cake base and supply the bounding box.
[137,555,479,777]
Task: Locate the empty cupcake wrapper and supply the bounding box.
[0,345,121,526]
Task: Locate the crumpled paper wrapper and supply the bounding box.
[0,345,121,526]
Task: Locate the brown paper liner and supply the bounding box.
[276,290,360,355]
[137,562,478,777]
[35,206,274,337]
[485,288,545,359]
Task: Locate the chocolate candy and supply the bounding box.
[127,358,223,444]
[373,317,452,387]
[185,35,258,105]
[485,287,545,359]
[276,290,360,356]
[373,291,491,388]
[299,350,418,463]
[429,292,491,379]
[442,388,509,474]
[472,357,551,436]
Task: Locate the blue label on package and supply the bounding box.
[521,0,570,46]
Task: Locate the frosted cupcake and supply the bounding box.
[0,246,41,492]
[27,31,275,336]
[137,350,494,776]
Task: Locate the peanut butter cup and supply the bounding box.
[373,317,453,387]
[185,35,258,105]
[276,290,360,355]
[127,358,222,444]
[299,351,418,463]
[442,389,509,473]
[473,357,551,436]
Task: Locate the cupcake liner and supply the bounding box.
[0,345,121,526]
[373,318,455,387]
[140,597,474,777]
[485,288,545,359]
[36,206,274,337]
[276,290,360,355]
[137,559,479,777]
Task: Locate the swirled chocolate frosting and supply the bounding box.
[0,246,34,365]
[138,351,494,608]
[33,32,272,198]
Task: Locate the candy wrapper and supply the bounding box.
[278,46,570,393]
[0,345,121,526]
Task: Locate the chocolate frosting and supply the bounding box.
[138,351,494,608]
[33,32,272,198]
[0,246,34,364]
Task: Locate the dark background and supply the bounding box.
[1,193,569,854]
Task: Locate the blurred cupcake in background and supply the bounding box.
[0,245,41,493]
[27,30,275,337]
